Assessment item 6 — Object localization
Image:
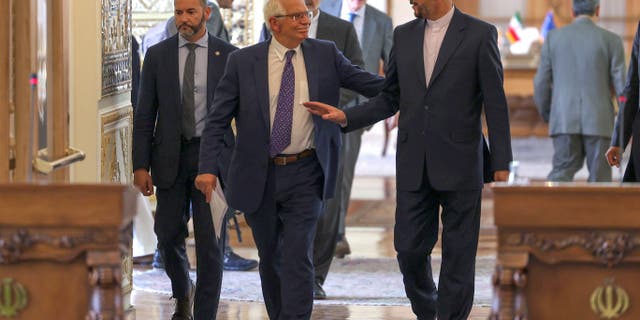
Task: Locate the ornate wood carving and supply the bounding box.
[0,229,115,264]
[87,265,123,320]
[490,266,528,320]
[509,232,640,267]
[100,105,133,184]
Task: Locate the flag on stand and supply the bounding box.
[540,10,556,41]
[506,12,524,43]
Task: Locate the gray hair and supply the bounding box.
[264,0,286,32]
[573,0,599,16]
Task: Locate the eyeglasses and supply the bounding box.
[274,10,313,21]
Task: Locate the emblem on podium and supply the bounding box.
[0,278,28,317]
[590,278,629,319]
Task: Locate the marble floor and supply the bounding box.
[133,176,496,319]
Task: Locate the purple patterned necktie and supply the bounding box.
[270,50,296,157]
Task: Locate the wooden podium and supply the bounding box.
[0,184,137,319]
[491,183,640,319]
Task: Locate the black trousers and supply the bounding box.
[394,167,482,320]
[154,139,223,320]
[244,155,324,320]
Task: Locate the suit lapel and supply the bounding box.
[315,12,330,39]
[253,41,271,127]
[428,9,465,88]
[302,40,319,102]
[168,35,182,113]
[361,7,375,52]
[414,19,428,90]
[207,35,216,109]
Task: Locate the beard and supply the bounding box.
[178,13,205,38]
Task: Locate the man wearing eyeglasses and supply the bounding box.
[194,0,384,318]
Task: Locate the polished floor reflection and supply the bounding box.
[133,177,495,319]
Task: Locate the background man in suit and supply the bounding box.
[534,0,626,183]
[333,0,393,258]
[606,21,640,181]
[304,0,513,318]
[132,0,237,318]
[194,0,384,317]
[140,0,257,272]
[292,0,366,301]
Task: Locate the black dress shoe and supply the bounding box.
[152,249,164,269]
[172,281,195,320]
[313,280,326,300]
[223,250,258,271]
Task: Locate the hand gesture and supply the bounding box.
[303,101,347,126]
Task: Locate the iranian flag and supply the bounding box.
[506,12,524,43]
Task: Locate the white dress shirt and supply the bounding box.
[268,38,314,154]
[308,9,320,39]
[424,5,455,87]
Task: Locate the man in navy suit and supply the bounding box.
[132,0,237,318]
[195,0,383,317]
[607,20,640,182]
[304,0,513,318]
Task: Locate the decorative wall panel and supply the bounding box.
[101,0,132,97]
[100,106,133,184]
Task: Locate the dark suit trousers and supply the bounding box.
[394,168,482,320]
[244,154,324,320]
[154,139,223,320]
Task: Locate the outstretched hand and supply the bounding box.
[303,101,347,126]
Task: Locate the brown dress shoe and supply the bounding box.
[172,281,195,320]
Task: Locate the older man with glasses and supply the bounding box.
[194,0,384,318]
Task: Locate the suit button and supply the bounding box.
[424,105,429,111]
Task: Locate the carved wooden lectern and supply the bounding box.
[0,184,137,319]
[491,183,640,319]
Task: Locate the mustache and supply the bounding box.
[178,23,197,31]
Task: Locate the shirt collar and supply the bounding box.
[426,5,455,29]
[341,3,366,20]
[311,9,320,23]
[178,29,209,48]
[271,37,302,62]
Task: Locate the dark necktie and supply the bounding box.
[349,12,357,23]
[270,50,296,157]
[182,43,197,139]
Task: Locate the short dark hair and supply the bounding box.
[573,0,599,16]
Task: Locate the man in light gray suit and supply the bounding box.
[321,0,393,257]
[534,0,626,182]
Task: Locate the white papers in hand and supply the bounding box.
[209,178,228,240]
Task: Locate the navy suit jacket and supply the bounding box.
[613,21,640,181]
[199,38,384,213]
[344,9,513,191]
[133,34,237,188]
